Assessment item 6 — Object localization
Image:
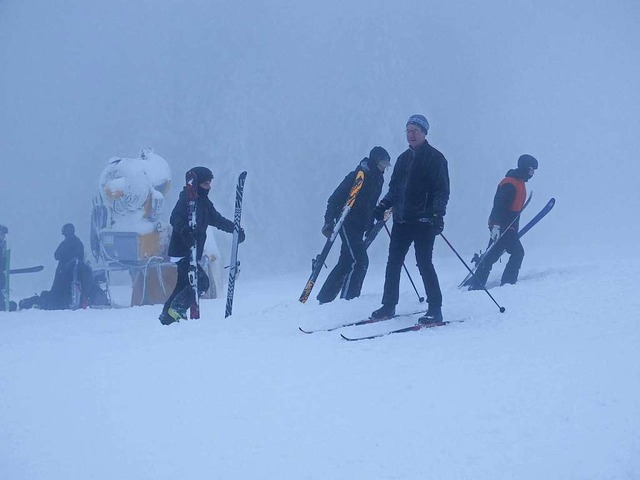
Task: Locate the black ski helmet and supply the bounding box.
[188,166,214,184]
[369,146,391,165]
[517,154,538,171]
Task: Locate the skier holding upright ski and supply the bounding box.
[316,147,391,304]
[159,167,245,325]
[370,114,450,324]
[467,154,538,290]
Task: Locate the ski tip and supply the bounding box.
[298,326,313,334]
[239,171,248,179]
[340,333,373,341]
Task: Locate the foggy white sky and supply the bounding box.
[1,0,639,281]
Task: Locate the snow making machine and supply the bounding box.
[90,148,174,306]
[90,148,223,307]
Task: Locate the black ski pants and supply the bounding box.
[162,257,209,314]
[316,224,369,303]
[472,229,524,288]
[382,222,442,308]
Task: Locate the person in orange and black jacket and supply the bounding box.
[316,147,390,304]
[468,154,538,290]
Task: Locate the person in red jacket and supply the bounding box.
[468,154,538,290]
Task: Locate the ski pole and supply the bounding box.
[384,224,425,303]
[439,233,506,313]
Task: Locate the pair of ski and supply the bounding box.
[299,171,391,304]
[299,170,365,303]
[299,311,464,341]
[459,195,556,288]
[179,171,247,320]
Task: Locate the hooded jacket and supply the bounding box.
[488,168,529,231]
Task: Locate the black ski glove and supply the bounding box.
[181,227,196,247]
[428,214,444,235]
[238,228,246,244]
[322,221,334,238]
[489,225,501,243]
[372,203,388,222]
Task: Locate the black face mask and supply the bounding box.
[516,167,534,181]
[197,185,211,197]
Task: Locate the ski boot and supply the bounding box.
[370,304,395,320]
[167,307,188,322]
[418,306,443,325]
[159,311,177,325]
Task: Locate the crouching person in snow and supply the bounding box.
[316,147,390,304]
[19,223,101,311]
[468,154,538,290]
[159,166,245,325]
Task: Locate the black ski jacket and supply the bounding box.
[379,140,449,223]
[54,235,85,265]
[168,187,234,260]
[324,158,385,232]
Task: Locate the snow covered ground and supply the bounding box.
[1,248,639,479]
[2,1,639,478]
